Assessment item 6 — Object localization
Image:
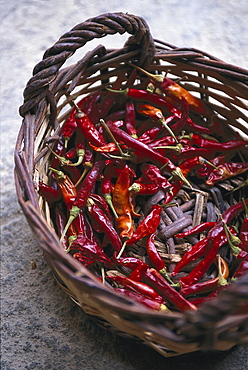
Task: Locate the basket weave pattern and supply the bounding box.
[15,12,248,357]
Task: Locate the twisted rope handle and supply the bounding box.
[19,12,155,117]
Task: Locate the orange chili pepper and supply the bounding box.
[112,165,134,239]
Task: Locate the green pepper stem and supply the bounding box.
[46,145,71,166]
[49,167,65,179]
[100,119,127,159]
[104,194,118,218]
[116,241,127,259]
[159,118,178,143]
[60,206,80,244]
[222,219,242,257]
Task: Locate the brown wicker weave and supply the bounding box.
[15,12,248,357]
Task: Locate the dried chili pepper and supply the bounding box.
[143,268,197,311]
[175,221,216,239]
[86,198,123,254]
[124,98,138,138]
[145,232,165,271]
[129,182,159,195]
[72,252,95,268]
[49,168,77,209]
[240,217,248,252]
[38,181,61,203]
[60,160,105,241]
[186,133,247,152]
[126,205,162,245]
[108,275,164,302]
[232,255,248,280]
[112,254,147,271]
[179,230,235,286]
[171,237,209,276]
[138,163,171,191]
[136,103,178,142]
[206,162,248,186]
[75,106,107,147]
[112,165,135,240]
[180,256,229,297]
[115,288,168,311]
[69,234,114,268]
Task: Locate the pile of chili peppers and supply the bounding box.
[38,66,248,314]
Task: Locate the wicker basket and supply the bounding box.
[15,12,248,357]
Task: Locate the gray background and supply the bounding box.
[1,0,248,369]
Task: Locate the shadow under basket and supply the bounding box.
[15,12,248,357]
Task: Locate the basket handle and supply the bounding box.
[19,12,155,117]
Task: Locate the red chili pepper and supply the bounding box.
[129,263,149,282]
[175,222,216,239]
[89,193,112,221]
[171,237,209,276]
[61,91,103,148]
[60,160,105,241]
[233,255,248,279]
[188,134,247,152]
[112,254,147,271]
[124,99,138,138]
[129,182,159,195]
[139,163,171,191]
[108,275,164,302]
[88,142,119,154]
[240,218,248,252]
[38,181,61,203]
[143,268,197,312]
[69,234,114,268]
[162,180,183,204]
[179,231,231,286]
[145,232,165,271]
[115,288,167,311]
[72,252,95,268]
[139,126,161,144]
[126,205,162,245]
[180,256,229,297]
[49,168,77,209]
[75,107,107,147]
[86,198,123,254]
[206,162,248,186]
[72,210,85,236]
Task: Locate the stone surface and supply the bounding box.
[1,1,248,369]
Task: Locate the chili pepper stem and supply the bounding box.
[116,241,127,259]
[159,267,176,285]
[74,165,91,188]
[46,145,71,166]
[67,149,85,167]
[222,219,243,257]
[104,194,118,218]
[60,206,80,245]
[159,118,178,143]
[126,62,164,83]
[49,167,66,179]
[153,144,182,153]
[100,119,129,159]
[101,266,106,285]
[170,167,192,188]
